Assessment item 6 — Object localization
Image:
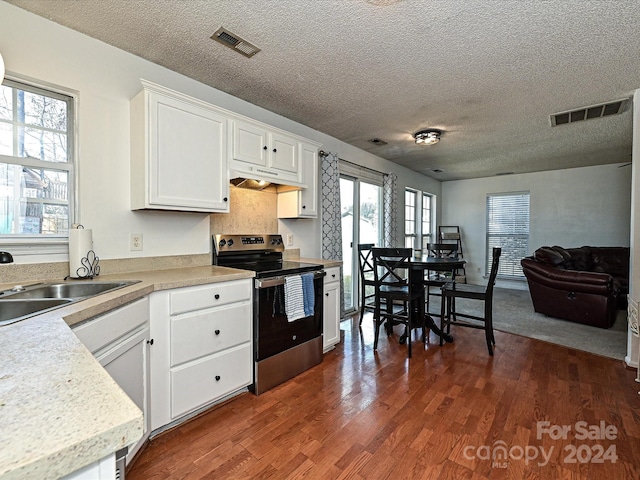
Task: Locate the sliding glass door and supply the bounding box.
[340,175,382,313]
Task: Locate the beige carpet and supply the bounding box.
[427,287,628,360]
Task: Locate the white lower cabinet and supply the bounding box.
[149,279,253,432]
[323,266,341,352]
[62,453,115,480]
[72,297,150,466]
[171,343,251,418]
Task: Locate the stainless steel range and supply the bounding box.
[213,234,325,395]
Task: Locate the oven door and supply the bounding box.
[254,271,324,362]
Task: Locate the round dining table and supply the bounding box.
[408,254,467,344]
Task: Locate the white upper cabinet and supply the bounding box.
[131,80,230,213]
[232,119,269,167]
[270,131,298,174]
[277,141,319,218]
[229,118,304,187]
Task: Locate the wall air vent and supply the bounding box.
[550,98,629,127]
[211,27,261,58]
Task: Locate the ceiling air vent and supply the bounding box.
[550,98,629,127]
[211,27,260,58]
[369,138,388,146]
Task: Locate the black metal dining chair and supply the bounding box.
[357,243,376,325]
[439,247,502,355]
[372,247,424,358]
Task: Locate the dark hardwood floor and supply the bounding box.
[128,313,640,479]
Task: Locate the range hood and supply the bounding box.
[230,177,277,191]
[228,164,306,192]
[230,177,303,192]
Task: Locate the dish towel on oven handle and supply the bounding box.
[301,272,315,317]
[284,274,306,322]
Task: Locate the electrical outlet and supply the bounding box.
[286,233,294,246]
[130,233,143,251]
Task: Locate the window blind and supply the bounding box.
[486,192,530,277]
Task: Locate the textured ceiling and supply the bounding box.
[6,0,638,181]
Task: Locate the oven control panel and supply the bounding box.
[213,234,284,254]
[242,236,265,245]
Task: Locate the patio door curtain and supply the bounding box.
[383,173,398,247]
[321,151,345,318]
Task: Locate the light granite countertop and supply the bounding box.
[300,258,342,268]
[0,316,142,480]
[0,264,256,479]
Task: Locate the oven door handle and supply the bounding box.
[255,270,326,289]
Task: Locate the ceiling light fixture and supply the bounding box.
[414,129,441,145]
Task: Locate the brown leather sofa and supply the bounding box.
[521,246,629,328]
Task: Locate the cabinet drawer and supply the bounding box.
[170,303,251,366]
[324,267,341,285]
[169,280,251,315]
[73,297,149,354]
[171,343,252,419]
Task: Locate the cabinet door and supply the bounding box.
[150,92,229,211]
[97,327,150,463]
[323,281,340,351]
[231,119,268,167]
[276,142,318,218]
[298,142,318,217]
[269,132,298,174]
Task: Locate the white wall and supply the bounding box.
[442,164,632,287]
[0,2,440,263]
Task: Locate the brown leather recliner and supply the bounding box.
[521,246,629,328]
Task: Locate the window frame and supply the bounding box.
[421,192,433,251]
[0,76,77,256]
[404,188,435,251]
[404,188,417,249]
[485,191,530,278]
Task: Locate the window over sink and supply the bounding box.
[0,77,75,256]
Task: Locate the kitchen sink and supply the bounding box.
[0,280,140,326]
[0,299,73,326]
[2,281,135,300]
